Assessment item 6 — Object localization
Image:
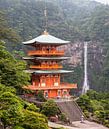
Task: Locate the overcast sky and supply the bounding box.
[94,0,109,4]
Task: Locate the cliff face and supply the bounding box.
[61,40,107,92]
[59,42,83,66]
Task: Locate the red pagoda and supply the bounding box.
[23,31,77,98]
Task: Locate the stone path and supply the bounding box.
[48,120,109,129]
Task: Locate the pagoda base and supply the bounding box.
[24,83,77,99]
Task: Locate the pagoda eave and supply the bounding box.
[25,70,73,74]
[23,57,70,61]
[23,42,69,46]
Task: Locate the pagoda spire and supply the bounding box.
[44,0,48,32]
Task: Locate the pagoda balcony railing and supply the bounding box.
[30,65,63,69]
[24,83,77,90]
[28,50,64,56]
[60,83,77,88]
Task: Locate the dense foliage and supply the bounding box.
[41,99,59,117]
[0,41,30,92]
[0,84,48,129]
[77,90,109,127]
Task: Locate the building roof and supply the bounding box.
[22,31,70,45]
[23,57,70,61]
[25,70,73,74]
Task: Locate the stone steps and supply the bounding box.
[56,100,84,122]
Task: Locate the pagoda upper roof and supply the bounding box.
[23,57,70,61]
[22,31,70,45]
[25,70,73,74]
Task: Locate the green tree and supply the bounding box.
[21,110,48,129]
[26,103,40,112]
[0,84,48,129]
[0,41,30,92]
[77,94,92,112]
[41,99,59,117]
[77,90,109,127]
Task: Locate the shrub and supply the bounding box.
[41,99,59,117]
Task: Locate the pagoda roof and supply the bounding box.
[23,57,70,61]
[25,70,73,74]
[22,31,70,45]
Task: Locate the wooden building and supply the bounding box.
[23,31,77,98]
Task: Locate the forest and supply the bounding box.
[0,0,109,128]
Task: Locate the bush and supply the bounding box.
[41,99,59,117]
[26,103,40,112]
[13,126,24,129]
[59,113,67,122]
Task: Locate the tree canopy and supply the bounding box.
[0,41,30,91]
[0,84,48,129]
[77,90,109,127]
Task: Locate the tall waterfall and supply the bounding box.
[82,42,89,94]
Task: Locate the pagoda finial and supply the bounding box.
[43,29,49,35]
[44,0,48,32]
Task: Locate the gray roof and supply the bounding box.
[23,57,70,60]
[25,70,73,74]
[23,57,34,60]
[22,33,70,45]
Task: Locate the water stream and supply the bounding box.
[82,42,89,94]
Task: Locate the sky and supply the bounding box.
[94,0,109,4]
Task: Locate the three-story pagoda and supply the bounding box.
[23,31,77,98]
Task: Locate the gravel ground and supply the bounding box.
[48,120,109,129]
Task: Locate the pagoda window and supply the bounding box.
[42,46,44,51]
[41,76,46,87]
[46,62,49,65]
[42,61,45,66]
[46,47,49,52]
[54,76,59,86]
[49,61,52,66]
[42,78,45,83]
[51,46,55,50]
[53,61,56,64]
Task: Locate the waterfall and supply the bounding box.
[82,42,89,94]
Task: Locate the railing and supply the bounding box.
[28,50,64,56]
[30,65,63,69]
[61,83,77,88]
[24,83,77,90]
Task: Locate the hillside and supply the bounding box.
[0,0,109,92]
